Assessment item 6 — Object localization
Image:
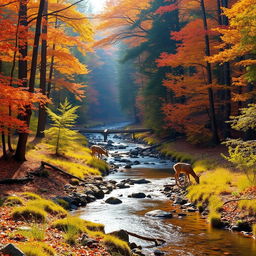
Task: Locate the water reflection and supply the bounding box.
[78,168,256,256]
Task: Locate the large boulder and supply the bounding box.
[105,197,122,204]
[145,210,173,218]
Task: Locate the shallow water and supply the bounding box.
[78,123,256,256]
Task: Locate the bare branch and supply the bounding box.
[28,0,84,24]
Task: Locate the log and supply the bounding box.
[125,230,165,246]
[0,177,33,184]
[39,161,86,182]
[223,197,256,205]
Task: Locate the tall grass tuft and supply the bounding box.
[102,234,131,256]
[12,206,47,223]
[17,224,45,241]
[18,242,55,256]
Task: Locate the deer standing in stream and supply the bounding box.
[173,162,200,186]
[90,145,108,159]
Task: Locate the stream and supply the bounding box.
[77,122,256,256]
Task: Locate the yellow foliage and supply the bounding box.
[102,234,131,256]
[21,192,42,200]
[238,199,256,214]
[12,206,47,223]
[18,242,55,256]
[27,199,67,216]
[5,196,24,206]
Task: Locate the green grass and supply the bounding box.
[63,224,79,245]
[5,196,24,206]
[17,224,46,241]
[12,206,47,223]
[52,216,105,236]
[27,199,67,216]
[238,199,256,214]
[102,234,131,256]
[21,192,42,200]
[87,158,109,174]
[159,144,196,163]
[18,242,55,256]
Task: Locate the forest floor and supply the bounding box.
[0,140,118,256]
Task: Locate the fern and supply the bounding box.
[44,99,81,155]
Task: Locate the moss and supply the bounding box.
[102,234,131,256]
[12,206,47,223]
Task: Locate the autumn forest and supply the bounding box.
[0,0,256,255]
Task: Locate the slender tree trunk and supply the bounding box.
[200,0,220,144]
[18,0,28,87]
[8,9,21,153]
[36,0,48,138]
[2,132,7,158]
[217,0,231,138]
[15,0,46,161]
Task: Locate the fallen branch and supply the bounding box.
[223,197,256,205]
[125,230,165,246]
[0,177,33,184]
[38,161,86,182]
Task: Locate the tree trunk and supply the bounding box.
[15,0,46,161]
[1,132,7,158]
[217,0,231,138]
[200,0,220,144]
[18,0,28,87]
[36,1,48,138]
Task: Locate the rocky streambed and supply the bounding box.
[55,123,256,256]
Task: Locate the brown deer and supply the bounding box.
[90,145,109,158]
[173,162,200,186]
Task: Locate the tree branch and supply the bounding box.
[28,0,84,24]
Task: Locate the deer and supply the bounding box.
[173,162,200,187]
[90,145,109,159]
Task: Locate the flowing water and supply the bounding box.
[77,123,256,256]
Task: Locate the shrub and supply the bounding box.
[12,206,47,223]
[102,235,131,256]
